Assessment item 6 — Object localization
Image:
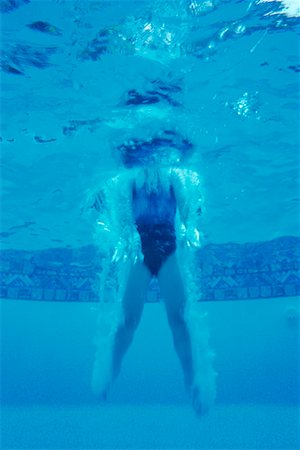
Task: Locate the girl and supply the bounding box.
[86,132,216,415]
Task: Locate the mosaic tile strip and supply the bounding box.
[0,236,299,302]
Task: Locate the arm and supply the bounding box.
[85,171,141,263]
[109,172,142,263]
[170,168,203,248]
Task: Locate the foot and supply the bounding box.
[191,381,216,416]
[98,385,109,402]
[91,366,113,401]
[92,379,112,402]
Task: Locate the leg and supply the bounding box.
[158,252,216,415]
[157,253,194,390]
[111,260,152,382]
[92,260,151,399]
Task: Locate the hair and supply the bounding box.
[117,129,194,168]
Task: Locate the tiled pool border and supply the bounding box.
[1,236,299,302]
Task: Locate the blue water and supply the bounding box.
[1,0,299,249]
[1,0,299,449]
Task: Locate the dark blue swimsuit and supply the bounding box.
[132,181,177,276]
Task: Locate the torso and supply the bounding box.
[131,168,177,275]
[132,168,176,227]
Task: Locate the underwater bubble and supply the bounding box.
[233,23,246,35]
[235,93,251,116]
[219,27,230,40]
[189,0,215,16]
[259,0,300,18]
[231,92,260,119]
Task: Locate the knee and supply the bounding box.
[167,310,186,328]
[123,312,140,331]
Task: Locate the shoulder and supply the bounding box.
[104,169,136,190]
[106,170,139,202]
[169,167,201,187]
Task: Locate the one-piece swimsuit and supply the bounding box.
[132,180,176,276]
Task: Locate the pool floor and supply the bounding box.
[1,403,299,449]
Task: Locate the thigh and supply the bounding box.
[157,252,187,318]
[122,260,152,319]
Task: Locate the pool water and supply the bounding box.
[1,1,299,449]
[1,296,299,448]
[1,0,299,249]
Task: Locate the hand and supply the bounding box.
[111,234,142,263]
[180,224,201,249]
[111,238,129,263]
[186,227,201,248]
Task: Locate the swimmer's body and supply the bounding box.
[112,167,194,392]
[89,162,216,416]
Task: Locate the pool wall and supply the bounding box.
[1,236,299,303]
